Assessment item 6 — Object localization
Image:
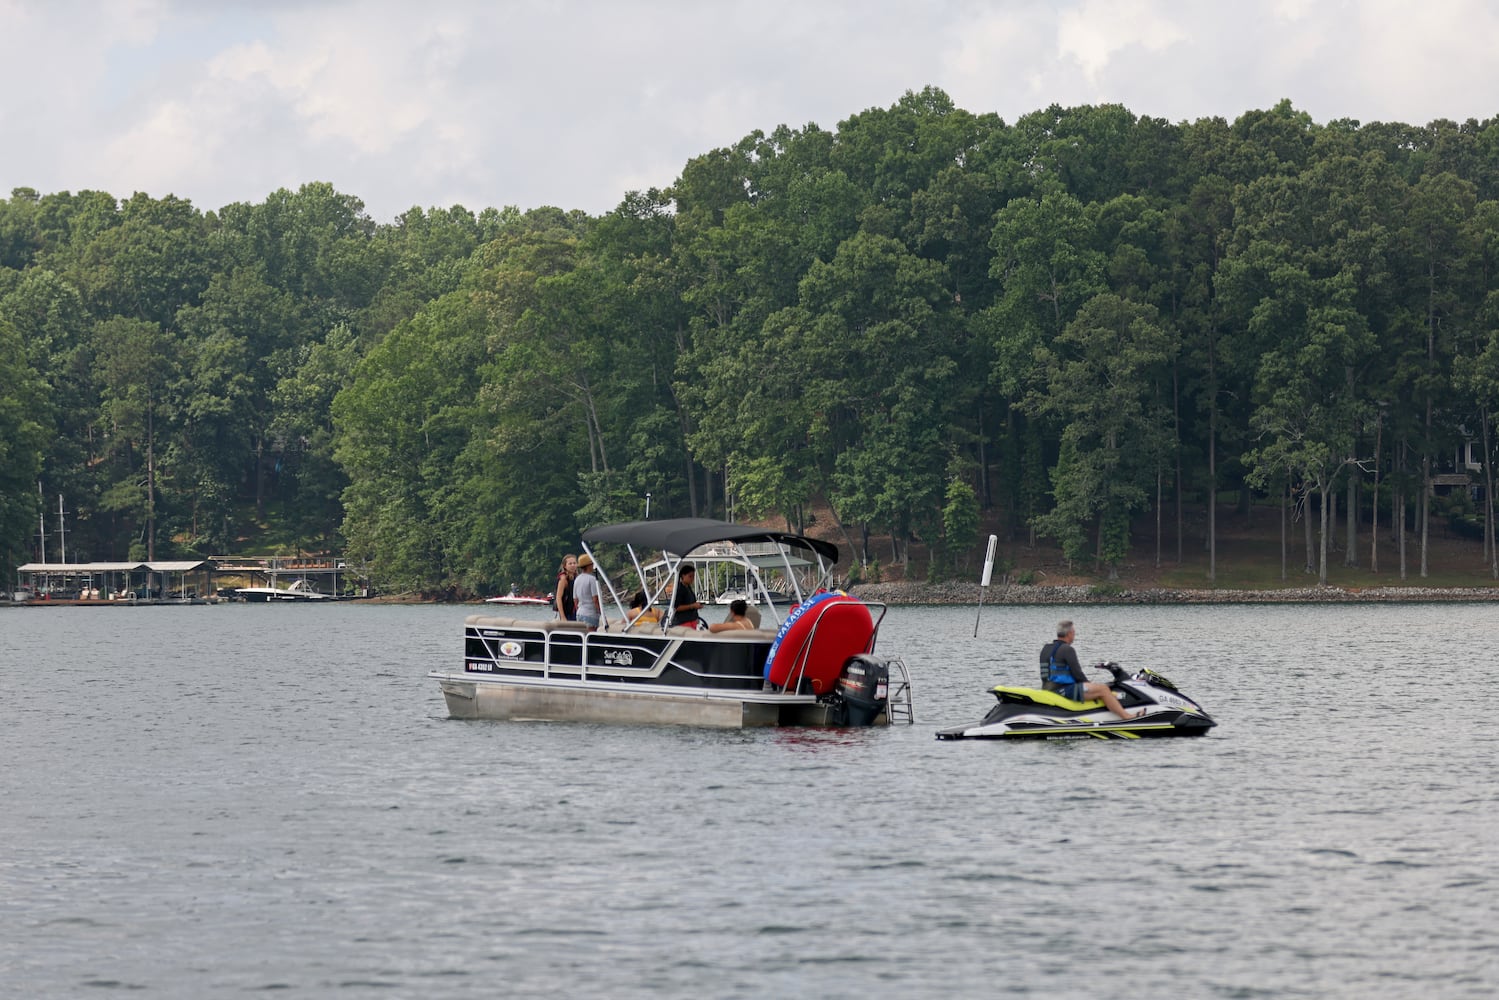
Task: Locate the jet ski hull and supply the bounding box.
[935,665,1216,741]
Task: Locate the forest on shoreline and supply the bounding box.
[5,88,1499,595]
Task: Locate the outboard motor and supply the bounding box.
[832,655,890,726]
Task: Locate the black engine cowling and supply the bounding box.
[831,654,890,726]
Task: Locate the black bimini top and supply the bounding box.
[581,518,840,565]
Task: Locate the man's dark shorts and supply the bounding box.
[1057,682,1088,702]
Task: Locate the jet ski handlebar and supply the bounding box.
[1094,661,1183,692]
[1093,660,1131,682]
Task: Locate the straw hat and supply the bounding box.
[577,553,594,569]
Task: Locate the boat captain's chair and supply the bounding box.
[744,604,762,629]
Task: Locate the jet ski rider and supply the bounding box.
[1040,620,1141,720]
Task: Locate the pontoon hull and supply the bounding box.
[935,710,1214,740]
[436,676,857,728]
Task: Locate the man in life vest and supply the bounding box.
[1039,620,1140,720]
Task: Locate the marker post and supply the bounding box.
[973,534,999,638]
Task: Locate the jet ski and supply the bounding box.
[935,661,1215,740]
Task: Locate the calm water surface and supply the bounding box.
[2,601,1497,998]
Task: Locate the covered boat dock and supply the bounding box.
[12,560,218,604]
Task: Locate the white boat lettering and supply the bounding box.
[603,649,634,666]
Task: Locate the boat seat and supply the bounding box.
[466,614,532,628]
[542,619,595,633]
[601,618,664,634]
[710,628,777,641]
[745,604,763,628]
[991,685,1103,711]
[663,625,775,640]
[463,615,598,633]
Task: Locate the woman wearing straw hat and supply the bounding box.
[574,553,602,629]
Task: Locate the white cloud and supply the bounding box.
[1,1,1496,220]
[1270,0,1315,21]
[1056,0,1186,83]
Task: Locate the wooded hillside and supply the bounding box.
[4,90,1499,594]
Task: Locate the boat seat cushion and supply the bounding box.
[711,628,777,641]
[542,619,595,633]
[664,625,776,640]
[991,685,1104,710]
[466,614,531,627]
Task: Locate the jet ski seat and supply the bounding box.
[990,685,1104,711]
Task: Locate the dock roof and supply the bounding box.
[16,561,215,573]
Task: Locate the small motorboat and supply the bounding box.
[234,579,330,602]
[485,587,551,606]
[935,662,1215,740]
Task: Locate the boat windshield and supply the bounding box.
[578,519,837,627]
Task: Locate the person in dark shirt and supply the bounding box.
[554,554,578,621]
[1039,620,1140,720]
[670,564,704,628]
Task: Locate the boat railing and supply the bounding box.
[468,617,777,686]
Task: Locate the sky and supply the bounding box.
[1,0,1495,222]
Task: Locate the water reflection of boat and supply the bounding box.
[234,579,329,602]
[430,518,914,730]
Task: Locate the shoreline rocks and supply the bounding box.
[846,580,1499,605]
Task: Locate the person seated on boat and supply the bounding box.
[626,590,661,629]
[554,554,578,620]
[670,564,706,629]
[708,599,755,633]
[574,553,603,629]
[1039,620,1140,720]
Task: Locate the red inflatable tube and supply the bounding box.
[764,593,876,693]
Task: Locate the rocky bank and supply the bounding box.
[847,580,1499,605]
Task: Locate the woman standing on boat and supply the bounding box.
[671,564,704,629]
[554,554,578,621]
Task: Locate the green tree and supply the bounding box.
[93,317,180,560]
[0,317,48,568]
[1024,293,1177,576]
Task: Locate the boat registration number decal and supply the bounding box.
[499,641,523,658]
[467,661,496,673]
[604,649,634,666]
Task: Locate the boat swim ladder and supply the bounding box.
[884,657,914,724]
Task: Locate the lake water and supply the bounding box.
[2,601,1497,998]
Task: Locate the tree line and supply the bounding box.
[4,89,1499,594]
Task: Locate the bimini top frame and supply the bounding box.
[579,518,839,629]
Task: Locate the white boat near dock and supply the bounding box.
[233,579,330,602]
